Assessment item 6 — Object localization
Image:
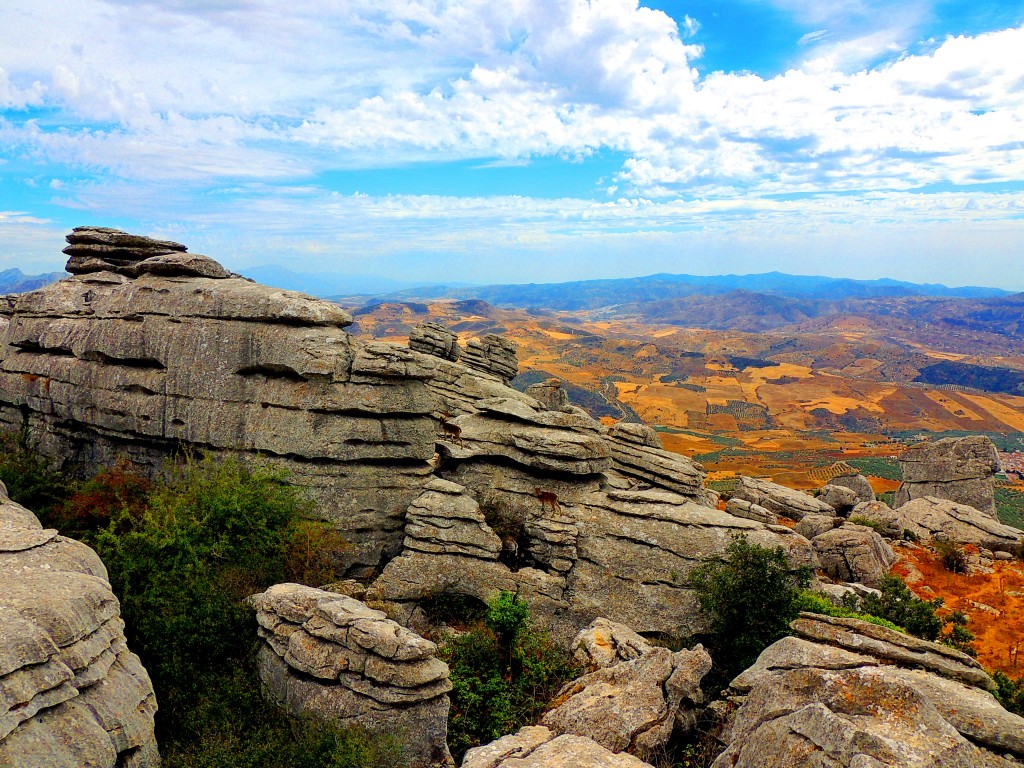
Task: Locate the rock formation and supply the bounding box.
[523,379,572,413]
[809,524,897,588]
[460,334,518,383]
[0,228,438,576]
[897,496,1024,552]
[715,613,1024,767]
[541,621,711,759]
[409,322,461,362]
[823,473,875,505]
[0,482,158,767]
[731,476,836,520]
[462,726,656,768]
[816,483,859,514]
[848,499,904,538]
[895,435,999,515]
[250,583,453,768]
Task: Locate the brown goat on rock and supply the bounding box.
[534,487,561,513]
[438,411,463,446]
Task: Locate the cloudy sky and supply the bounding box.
[1,0,1023,289]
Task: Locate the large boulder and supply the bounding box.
[895,435,999,516]
[897,496,1024,552]
[824,473,875,505]
[0,485,158,768]
[461,334,518,383]
[409,321,461,362]
[816,483,859,514]
[715,614,1024,767]
[250,583,453,768]
[849,499,904,539]
[462,726,655,768]
[731,476,836,521]
[810,524,898,588]
[541,644,711,759]
[571,618,653,670]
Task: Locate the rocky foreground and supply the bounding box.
[0,229,1022,767]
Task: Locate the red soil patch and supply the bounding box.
[892,546,1024,676]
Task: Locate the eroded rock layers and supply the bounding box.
[0,483,158,767]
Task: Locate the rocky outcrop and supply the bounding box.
[524,379,572,413]
[462,726,655,768]
[824,473,875,505]
[816,483,859,514]
[368,476,817,643]
[250,583,453,768]
[794,513,841,540]
[715,613,1024,767]
[810,524,897,588]
[725,497,774,524]
[409,322,461,362]
[849,499,904,538]
[0,483,158,767]
[572,618,653,670]
[895,435,999,515]
[897,496,1024,552]
[731,476,835,520]
[605,422,710,502]
[0,229,439,576]
[461,334,518,383]
[541,639,711,759]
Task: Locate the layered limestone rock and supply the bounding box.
[409,322,461,362]
[524,379,572,413]
[0,229,439,575]
[605,422,711,502]
[0,483,158,767]
[715,613,1024,768]
[731,476,836,520]
[368,475,816,643]
[460,334,518,383]
[849,499,904,538]
[897,496,1024,552]
[816,483,859,514]
[572,618,653,670]
[251,583,453,768]
[462,726,655,768]
[541,631,711,759]
[895,435,999,515]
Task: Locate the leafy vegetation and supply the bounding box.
[994,672,1024,717]
[994,484,1024,531]
[441,591,579,761]
[859,576,944,641]
[794,591,903,633]
[845,456,902,481]
[933,539,970,574]
[689,536,812,683]
[914,360,1024,396]
[0,427,76,518]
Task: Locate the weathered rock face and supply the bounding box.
[824,473,875,505]
[810,524,897,588]
[462,726,655,768]
[524,379,572,413]
[732,476,836,520]
[541,639,711,759]
[0,230,439,576]
[251,583,453,768]
[897,496,1024,552]
[605,422,711,502]
[816,483,859,514]
[409,322,461,362]
[725,497,774,524]
[849,499,904,538]
[895,435,999,515]
[0,483,158,768]
[716,613,1024,768]
[572,618,653,671]
[461,334,518,383]
[368,476,817,643]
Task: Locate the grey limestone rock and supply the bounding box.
[462,726,656,768]
[409,322,461,362]
[849,499,904,538]
[725,497,774,524]
[251,583,453,768]
[524,379,572,413]
[541,645,711,759]
[732,476,836,520]
[605,422,709,502]
[897,496,1023,552]
[717,613,1024,767]
[794,513,842,540]
[817,483,859,513]
[895,435,999,515]
[811,524,897,588]
[826,473,875,505]
[0,488,158,767]
[571,618,653,670]
[461,333,518,382]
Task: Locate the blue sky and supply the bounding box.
[1,0,1023,290]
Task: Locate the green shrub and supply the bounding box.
[860,576,944,641]
[441,591,578,761]
[0,428,75,519]
[794,590,903,633]
[994,672,1024,716]
[933,539,969,574]
[941,611,976,657]
[689,536,812,682]
[848,515,882,533]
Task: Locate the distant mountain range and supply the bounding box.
[0,268,67,294]
[378,271,1010,309]
[240,265,476,298]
